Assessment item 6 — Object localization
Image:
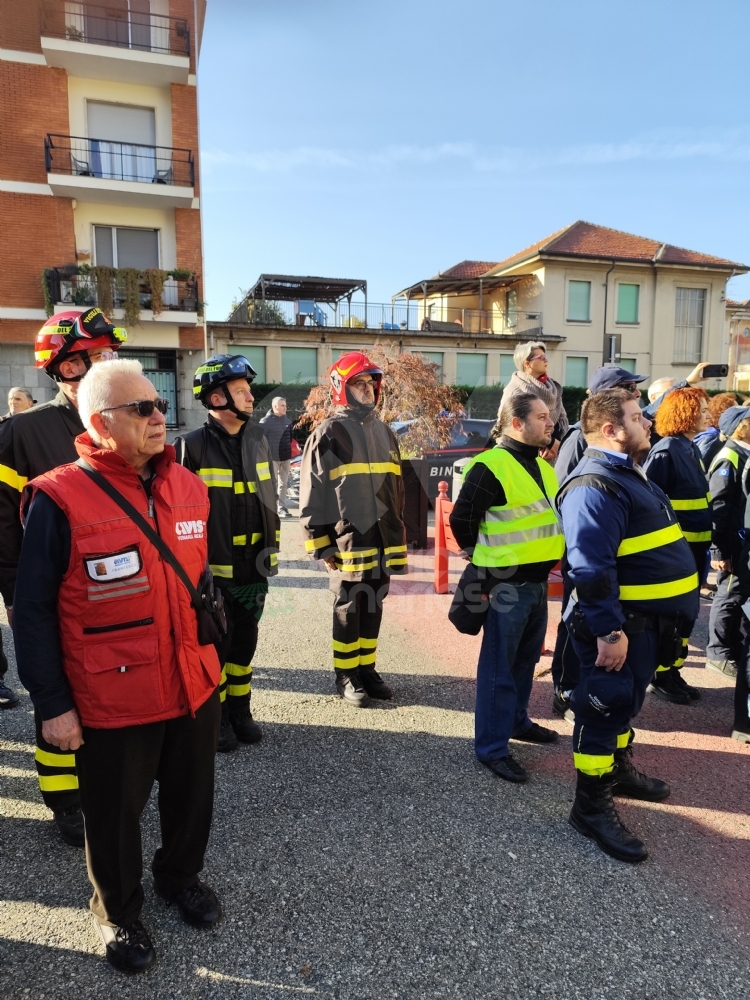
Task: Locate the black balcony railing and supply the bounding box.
[45,267,200,319]
[41,1,190,57]
[45,134,194,187]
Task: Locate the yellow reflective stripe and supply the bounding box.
[478,522,562,548]
[227,682,251,697]
[386,557,407,566]
[210,563,233,578]
[225,662,252,676]
[384,545,407,554]
[305,535,332,552]
[484,498,553,523]
[616,523,683,557]
[256,462,271,481]
[332,639,360,653]
[35,748,76,768]
[0,464,28,492]
[619,572,698,602]
[335,560,378,572]
[359,638,378,649]
[682,530,712,543]
[270,553,278,566]
[232,533,263,546]
[670,497,709,511]
[334,655,360,669]
[616,732,631,749]
[337,548,379,560]
[573,753,615,776]
[655,663,671,673]
[35,349,54,361]
[38,773,79,792]
[275,530,281,543]
[709,447,739,474]
[197,467,233,488]
[234,481,257,494]
[252,532,263,544]
[359,651,377,666]
[328,462,401,480]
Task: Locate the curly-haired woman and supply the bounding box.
[642,386,711,705]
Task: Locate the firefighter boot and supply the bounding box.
[569,771,648,863]
[359,666,393,700]
[612,746,670,802]
[229,702,262,744]
[335,669,371,708]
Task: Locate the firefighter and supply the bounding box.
[176,355,279,752]
[0,308,125,845]
[557,389,699,863]
[705,406,750,678]
[299,352,408,706]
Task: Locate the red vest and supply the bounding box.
[28,434,221,729]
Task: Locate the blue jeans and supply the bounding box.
[474,581,548,762]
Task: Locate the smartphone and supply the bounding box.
[702,364,729,378]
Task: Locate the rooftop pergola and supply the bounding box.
[245,274,366,303]
[392,273,530,312]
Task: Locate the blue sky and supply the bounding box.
[198,0,750,319]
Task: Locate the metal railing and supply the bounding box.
[46,267,200,314]
[41,1,190,57]
[231,299,543,336]
[45,134,194,187]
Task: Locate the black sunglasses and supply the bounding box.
[101,398,169,417]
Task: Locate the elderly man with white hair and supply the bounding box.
[260,394,294,516]
[13,359,222,975]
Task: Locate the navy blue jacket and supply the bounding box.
[694,427,722,468]
[708,439,750,560]
[557,448,699,636]
[642,434,712,543]
[556,423,586,481]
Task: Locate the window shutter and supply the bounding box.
[87,102,156,145]
[115,228,159,268]
[94,226,114,266]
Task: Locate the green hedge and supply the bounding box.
[457,385,588,423]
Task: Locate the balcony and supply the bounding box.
[229,299,544,337]
[41,1,191,87]
[45,266,201,326]
[45,134,195,208]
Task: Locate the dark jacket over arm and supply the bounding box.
[13,490,74,720]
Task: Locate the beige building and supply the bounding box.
[726,298,750,391]
[395,221,749,390]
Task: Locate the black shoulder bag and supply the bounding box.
[77,461,227,649]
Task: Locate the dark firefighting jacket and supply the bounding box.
[0,390,82,604]
[175,418,280,582]
[299,407,407,578]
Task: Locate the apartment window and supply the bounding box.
[565,356,588,387]
[456,353,487,386]
[617,283,640,324]
[239,346,266,383]
[567,280,591,322]
[674,287,706,363]
[619,358,637,374]
[499,354,515,386]
[87,102,158,183]
[281,347,317,384]
[420,351,444,380]
[118,350,178,428]
[94,226,159,268]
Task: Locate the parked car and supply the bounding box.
[390,418,495,502]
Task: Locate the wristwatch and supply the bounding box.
[598,630,623,644]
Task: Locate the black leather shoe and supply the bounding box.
[481,753,529,783]
[359,666,393,700]
[552,690,574,724]
[669,666,700,700]
[54,805,85,847]
[155,879,221,928]
[97,919,156,974]
[569,772,647,863]
[229,705,263,744]
[512,721,558,744]
[0,681,19,708]
[335,670,371,707]
[612,747,670,802]
[216,713,238,753]
[648,670,692,705]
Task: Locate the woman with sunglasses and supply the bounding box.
[498,342,568,461]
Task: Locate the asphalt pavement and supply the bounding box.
[1,517,749,999]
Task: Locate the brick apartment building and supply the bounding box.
[0,0,207,430]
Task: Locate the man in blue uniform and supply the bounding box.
[557,389,699,863]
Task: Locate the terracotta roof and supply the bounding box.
[438,260,499,279]
[726,299,750,308]
[490,221,748,273]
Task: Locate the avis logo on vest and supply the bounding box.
[175,520,205,540]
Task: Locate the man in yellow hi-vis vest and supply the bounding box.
[450,393,564,784]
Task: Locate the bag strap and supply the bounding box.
[76,459,203,609]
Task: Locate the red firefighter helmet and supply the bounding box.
[34,308,127,379]
[330,351,383,406]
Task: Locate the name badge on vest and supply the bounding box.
[83,547,142,583]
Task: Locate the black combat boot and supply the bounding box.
[229,703,262,744]
[216,706,238,753]
[668,666,700,700]
[359,666,393,700]
[335,669,371,707]
[612,746,670,801]
[648,669,692,705]
[54,804,85,847]
[569,771,648,863]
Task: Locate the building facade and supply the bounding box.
[0,0,207,429]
